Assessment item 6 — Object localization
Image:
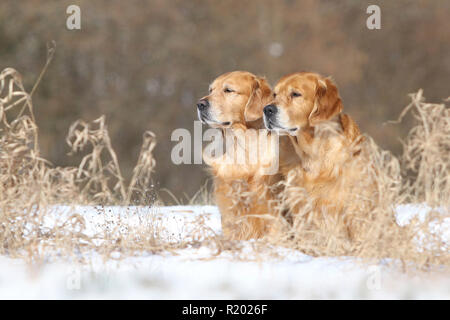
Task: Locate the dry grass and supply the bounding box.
[0,60,219,264]
[0,56,448,272]
[397,91,450,207]
[66,116,157,205]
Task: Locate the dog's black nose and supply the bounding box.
[197,99,209,111]
[264,104,277,117]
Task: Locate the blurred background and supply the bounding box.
[1,0,449,202]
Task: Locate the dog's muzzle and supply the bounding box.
[197,99,210,123]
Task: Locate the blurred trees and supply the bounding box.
[1,0,449,202]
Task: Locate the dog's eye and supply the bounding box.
[224,88,234,93]
[209,87,213,93]
[273,93,277,98]
[291,91,302,98]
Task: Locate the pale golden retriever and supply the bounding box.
[197,71,298,240]
[263,72,369,238]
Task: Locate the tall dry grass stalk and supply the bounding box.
[396,90,450,207]
[66,116,157,204]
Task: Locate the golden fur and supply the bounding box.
[197,71,298,239]
[265,72,370,239]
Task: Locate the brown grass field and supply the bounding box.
[0,51,449,273]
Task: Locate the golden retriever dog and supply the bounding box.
[197,71,298,240]
[263,72,371,239]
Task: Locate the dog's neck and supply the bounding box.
[246,118,264,130]
[296,113,342,149]
[290,113,345,171]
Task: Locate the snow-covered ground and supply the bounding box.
[0,205,449,299]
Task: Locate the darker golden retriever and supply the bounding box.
[264,72,369,238]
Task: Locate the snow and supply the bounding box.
[396,204,450,251]
[0,205,449,299]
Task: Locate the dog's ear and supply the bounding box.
[244,77,272,122]
[308,77,343,126]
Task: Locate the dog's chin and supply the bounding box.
[204,119,231,128]
[264,118,298,135]
[197,111,230,127]
[270,127,291,136]
[286,127,299,136]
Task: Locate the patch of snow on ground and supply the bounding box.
[0,205,448,299]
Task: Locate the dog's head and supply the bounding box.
[197,71,272,128]
[263,72,343,135]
